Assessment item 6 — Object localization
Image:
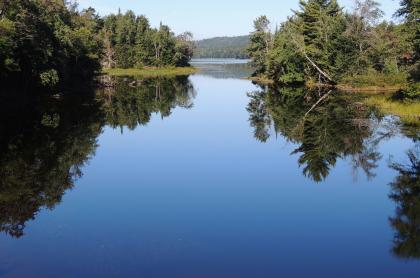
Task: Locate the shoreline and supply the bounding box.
[247,76,417,124]
[247,77,405,94]
[102,67,198,77]
[336,85,404,94]
[362,95,420,125]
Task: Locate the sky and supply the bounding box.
[77,0,402,39]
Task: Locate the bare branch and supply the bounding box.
[305,90,332,117]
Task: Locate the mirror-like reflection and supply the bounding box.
[98,76,196,131]
[0,76,196,238]
[0,93,103,238]
[247,84,420,261]
[389,143,420,259]
[1,64,419,276]
[247,87,391,182]
[191,59,254,79]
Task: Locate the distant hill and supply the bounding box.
[194,35,250,59]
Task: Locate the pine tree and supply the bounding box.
[396,0,419,80]
[295,0,344,81]
[247,16,271,75]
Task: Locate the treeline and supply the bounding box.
[194,46,248,59]
[0,0,194,92]
[194,36,250,59]
[0,0,102,90]
[248,0,419,98]
[101,11,194,69]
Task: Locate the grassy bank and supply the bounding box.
[247,76,274,85]
[336,85,404,93]
[363,95,420,124]
[103,67,198,77]
[338,71,408,93]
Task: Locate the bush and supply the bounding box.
[40,70,59,87]
[396,83,420,100]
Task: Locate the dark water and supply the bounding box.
[0,61,419,277]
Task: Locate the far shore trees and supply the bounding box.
[248,0,419,98]
[101,12,194,70]
[0,1,195,93]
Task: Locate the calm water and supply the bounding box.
[0,60,419,277]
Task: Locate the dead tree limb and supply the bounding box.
[305,90,332,117]
[302,52,334,83]
[288,31,335,84]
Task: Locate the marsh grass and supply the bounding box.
[364,95,420,124]
[103,67,198,77]
[340,70,408,89]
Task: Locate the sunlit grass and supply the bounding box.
[103,67,198,77]
[364,95,420,124]
[340,70,408,89]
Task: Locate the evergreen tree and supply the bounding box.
[265,20,306,84]
[396,0,419,80]
[135,15,154,66]
[248,0,417,92]
[101,12,193,69]
[248,16,271,75]
[295,0,344,81]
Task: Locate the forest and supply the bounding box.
[0,0,194,92]
[0,0,418,99]
[248,0,419,99]
[194,36,250,59]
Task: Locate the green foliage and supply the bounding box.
[101,12,194,69]
[0,0,102,92]
[363,93,420,125]
[0,2,193,93]
[103,67,197,77]
[396,0,420,81]
[0,92,103,237]
[296,0,344,80]
[249,0,419,93]
[248,16,272,75]
[40,69,59,87]
[265,21,306,85]
[0,76,196,238]
[175,32,195,66]
[403,82,420,99]
[97,77,196,130]
[194,36,250,59]
[341,68,408,87]
[0,18,17,75]
[247,87,382,182]
[389,147,420,259]
[41,113,61,128]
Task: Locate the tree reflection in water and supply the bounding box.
[389,142,420,259]
[247,86,388,182]
[247,85,420,259]
[0,93,103,238]
[0,76,196,238]
[97,76,196,131]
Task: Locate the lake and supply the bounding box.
[0,60,419,277]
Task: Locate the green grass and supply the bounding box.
[339,70,408,91]
[247,76,274,84]
[363,95,420,124]
[102,67,198,77]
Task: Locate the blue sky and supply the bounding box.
[77,0,401,39]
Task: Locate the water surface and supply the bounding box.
[0,60,419,277]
